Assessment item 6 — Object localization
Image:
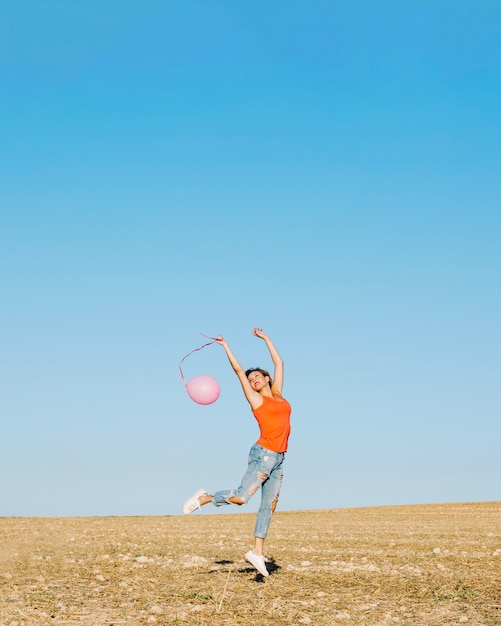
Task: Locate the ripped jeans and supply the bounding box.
[211,443,285,539]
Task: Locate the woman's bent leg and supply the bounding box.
[211,444,282,509]
[211,444,263,507]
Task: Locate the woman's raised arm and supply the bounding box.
[252,328,284,394]
[216,336,262,408]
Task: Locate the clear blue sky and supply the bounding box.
[1,1,499,517]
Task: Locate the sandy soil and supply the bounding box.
[1,502,500,625]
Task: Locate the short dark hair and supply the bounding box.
[245,368,272,387]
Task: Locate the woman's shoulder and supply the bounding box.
[271,390,287,401]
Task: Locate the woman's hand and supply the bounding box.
[252,327,268,339]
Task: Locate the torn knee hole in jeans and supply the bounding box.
[271,476,282,513]
[271,492,280,513]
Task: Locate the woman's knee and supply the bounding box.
[228,496,245,505]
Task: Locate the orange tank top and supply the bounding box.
[252,392,291,453]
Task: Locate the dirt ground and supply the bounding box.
[1,502,500,625]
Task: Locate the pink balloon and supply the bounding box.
[186,375,220,405]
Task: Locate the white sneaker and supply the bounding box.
[182,488,207,515]
[245,550,269,577]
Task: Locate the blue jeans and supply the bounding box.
[211,443,285,539]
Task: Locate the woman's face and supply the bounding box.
[247,370,269,390]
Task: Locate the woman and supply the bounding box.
[182,327,292,578]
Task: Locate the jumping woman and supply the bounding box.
[182,327,292,577]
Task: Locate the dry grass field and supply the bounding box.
[1,502,500,625]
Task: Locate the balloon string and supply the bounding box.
[179,333,218,384]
